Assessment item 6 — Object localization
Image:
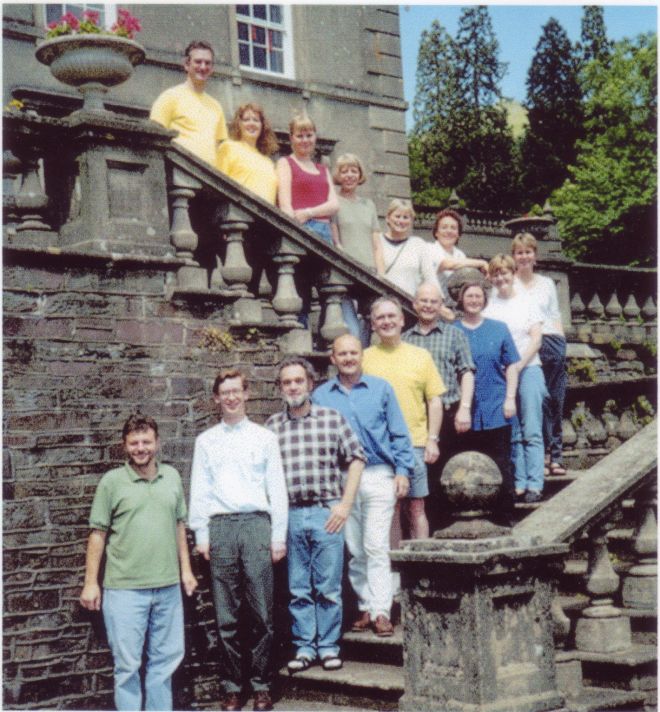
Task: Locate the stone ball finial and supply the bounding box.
[446,267,489,304]
[435,451,511,539]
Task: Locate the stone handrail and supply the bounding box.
[514,421,656,544]
[3,108,418,350]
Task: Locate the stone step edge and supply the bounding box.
[277,660,404,694]
[564,686,648,712]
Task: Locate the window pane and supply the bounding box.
[270,29,282,49]
[253,4,267,20]
[46,5,62,22]
[269,50,283,73]
[237,21,249,41]
[269,5,282,24]
[253,46,267,69]
[236,4,249,17]
[239,42,250,65]
[253,25,265,44]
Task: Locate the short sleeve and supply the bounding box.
[423,352,446,400]
[149,90,174,129]
[368,200,380,232]
[501,324,521,366]
[89,477,112,531]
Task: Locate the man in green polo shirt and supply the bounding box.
[79,414,197,711]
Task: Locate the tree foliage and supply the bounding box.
[519,18,583,208]
[579,5,612,67]
[552,34,657,265]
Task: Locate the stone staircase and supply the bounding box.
[272,459,656,712]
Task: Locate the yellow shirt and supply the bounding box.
[363,342,446,447]
[217,139,278,204]
[150,83,228,166]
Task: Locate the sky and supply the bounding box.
[399,3,658,131]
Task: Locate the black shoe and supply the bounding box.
[524,490,543,504]
[221,692,242,711]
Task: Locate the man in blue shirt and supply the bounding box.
[313,334,414,637]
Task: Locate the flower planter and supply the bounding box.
[35,34,145,114]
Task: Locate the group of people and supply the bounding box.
[82,37,568,712]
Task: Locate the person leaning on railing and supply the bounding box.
[217,102,279,205]
[329,153,383,345]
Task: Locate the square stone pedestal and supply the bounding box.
[391,536,568,712]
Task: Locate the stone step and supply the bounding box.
[276,660,403,711]
[563,686,648,712]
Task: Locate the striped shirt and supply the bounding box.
[265,404,365,505]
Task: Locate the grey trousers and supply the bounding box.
[209,512,273,694]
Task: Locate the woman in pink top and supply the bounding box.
[276,113,339,245]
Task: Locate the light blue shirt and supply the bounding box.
[189,418,288,547]
[312,374,414,477]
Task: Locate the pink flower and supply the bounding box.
[47,20,59,29]
[61,12,80,30]
[82,9,100,24]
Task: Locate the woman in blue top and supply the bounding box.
[454,280,520,525]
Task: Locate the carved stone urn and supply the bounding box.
[35,34,145,113]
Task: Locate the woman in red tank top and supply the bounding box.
[276,113,339,245]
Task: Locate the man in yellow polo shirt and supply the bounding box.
[363,296,445,541]
[150,40,228,167]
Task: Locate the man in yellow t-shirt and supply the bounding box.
[150,40,228,167]
[363,296,445,541]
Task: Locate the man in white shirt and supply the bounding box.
[189,369,288,712]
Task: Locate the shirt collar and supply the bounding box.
[123,461,163,483]
[329,375,368,393]
[411,321,445,336]
[220,417,249,433]
[285,401,318,421]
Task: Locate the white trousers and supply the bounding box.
[344,465,397,619]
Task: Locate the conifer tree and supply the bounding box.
[519,18,583,208]
[579,5,612,66]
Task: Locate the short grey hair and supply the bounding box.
[277,356,317,384]
[370,295,404,318]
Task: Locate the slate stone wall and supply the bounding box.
[3,250,287,709]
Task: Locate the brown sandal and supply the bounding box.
[549,463,567,476]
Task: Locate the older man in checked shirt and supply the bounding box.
[266,356,365,674]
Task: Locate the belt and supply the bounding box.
[290,499,329,509]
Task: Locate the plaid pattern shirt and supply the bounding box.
[266,404,366,505]
[403,321,475,408]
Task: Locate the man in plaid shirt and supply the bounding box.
[266,356,365,674]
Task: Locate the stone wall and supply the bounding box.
[3,248,289,709]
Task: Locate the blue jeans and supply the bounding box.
[287,502,344,660]
[305,219,333,244]
[341,297,367,344]
[102,584,184,711]
[511,365,548,493]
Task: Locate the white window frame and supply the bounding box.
[235,4,295,80]
[43,3,117,30]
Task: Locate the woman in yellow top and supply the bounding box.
[217,103,279,204]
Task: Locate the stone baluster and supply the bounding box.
[3,149,21,234]
[622,483,657,612]
[574,523,632,653]
[216,204,261,324]
[571,292,591,343]
[272,238,312,353]
[605,291,625,344]
[587,292,609,345]
[169,168,206,290]
[641,296,657,346]
[318,268,349,344]
[623,294,644,344]
[13,143,50,235]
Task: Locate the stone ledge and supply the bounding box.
[575,644,657,666]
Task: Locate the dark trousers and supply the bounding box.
[540,334,567,464]
[209,512,274,694]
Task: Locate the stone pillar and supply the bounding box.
[217,203,261,324]
[168,168,207,291]
[58,113,173,256]
[391,452,567,712]
[622,483,657,611]
[574,524,632,653]
[318,267,349,343]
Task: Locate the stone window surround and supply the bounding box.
[232,4,294,81]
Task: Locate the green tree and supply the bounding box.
[409,7,518,211]
[552,34,657,265]
[519,18,583,207]
[579,5,612,66]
